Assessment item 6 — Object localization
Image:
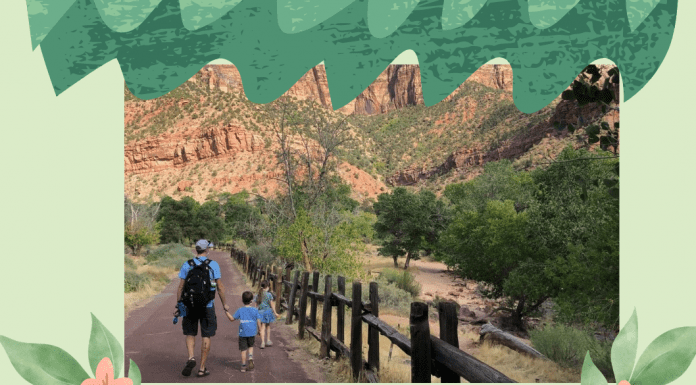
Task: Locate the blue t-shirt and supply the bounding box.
[233,306,261,337]
[178,256,221,308]
[255,291,274,312]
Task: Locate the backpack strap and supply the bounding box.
[187,259,195,268]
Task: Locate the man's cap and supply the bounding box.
[195,239,214,250]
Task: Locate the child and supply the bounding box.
[225,291,261,372]
[255,280,280,348]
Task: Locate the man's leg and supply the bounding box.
[200,337,211,370]
[186,335,195,359]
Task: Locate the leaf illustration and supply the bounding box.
[25,0,76,49]
[88,313,124,378]
[277,0,356,34]
[441,0,488,30]
[528,0,581,29]
[180,0,243,31]
[612,308,639,383]
[626,0,662,31]
[92,0,163,33]
[630,327,696,385]
[368,0,420,38]
[0,335,90,385]
[128,359,142,385]
[33,0,677,113]
[581,351,609,385]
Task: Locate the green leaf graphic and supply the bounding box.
[368,0,421,38]
[88,313,124,378]
[180,0,243,31]
[93,0,163,32]
[528,0,581,29]
[630,327,696,385]
[277,0,356,34]
[626,0,662,32]
[581,351,609,385]
[612,308,639,383]
[34,0,677,113]
[441,0,488,30]
[25,0,75,49]
[0,335,90,385]
[128,359,142,385]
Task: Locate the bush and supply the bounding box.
[124,255,136,270]
[530,324,613,377]
[379,268,421,297]
[125,271,151,293]
[146,243,194,269]
[247,244,277,266]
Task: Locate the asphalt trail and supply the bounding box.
[125,250,316,383]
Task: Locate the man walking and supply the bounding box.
[177,239,229,377]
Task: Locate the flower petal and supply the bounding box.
[96,358,115,383]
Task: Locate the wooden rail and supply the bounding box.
[229,247,516,383]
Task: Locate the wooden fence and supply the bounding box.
[230,248,516,383]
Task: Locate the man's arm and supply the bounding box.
[216,279,230,312]
[176,279,185,302]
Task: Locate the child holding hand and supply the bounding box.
[255,280,280,348]
[225,291,261,372]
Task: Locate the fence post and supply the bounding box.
[245,254,249,274]
[320,275,333,358]
[298,271,310,338]
[274,267,283,314]
[284,265,292,300]
[266,265,271,286]
[310,271,320,328]
[252,262,258,287]
[410,302,432,383]
[351,281,362,381]
[286,270,300,325]
[368,281,380,372]
[437,301,460,383]
[337,276,346,346]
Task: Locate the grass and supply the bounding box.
[124,243,195,316]
[530,324,613,380]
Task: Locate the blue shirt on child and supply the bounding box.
[233,306,261,337]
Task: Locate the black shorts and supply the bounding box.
[182,307,217,338]
[239,336,255,351]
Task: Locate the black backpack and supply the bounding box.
[180,258,216,313]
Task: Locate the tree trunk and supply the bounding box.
[404,252,412,269]
[301,235,313,271]
[393,255,399,267]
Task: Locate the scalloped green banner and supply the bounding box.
[27,0,676,113]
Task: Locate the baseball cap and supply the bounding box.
[195,239,214,250]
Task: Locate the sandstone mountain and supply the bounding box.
[124,64,617,203]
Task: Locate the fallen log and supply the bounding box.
[479,324,547,360]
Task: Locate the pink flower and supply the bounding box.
[618,381,631,385]
[82,358,133,385]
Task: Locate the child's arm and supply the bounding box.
[225,310,236,322]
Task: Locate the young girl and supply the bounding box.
[255,280,280,348]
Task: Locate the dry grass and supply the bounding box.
[124,256,179,317]
[476,342,580,383]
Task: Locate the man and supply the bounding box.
[177,239,230,377]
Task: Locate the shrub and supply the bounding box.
[146,243,194,269]
[125,271,150,293]
[379,268,421,297]
[530,324,613,377]
[247,244,276,266]
[124,255,136,270]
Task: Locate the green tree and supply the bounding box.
[373,188,448,269]
[437,200,548,329]
[124,221,161,256]
[157,196,200,244]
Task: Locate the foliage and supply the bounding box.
[378,268,421,297]
[530,324,613,377]
[443,159,535,213]
[247,244,276,267]
[124,271,150,293]
[124,221,160,256]
[373,187,448,269]
[437,200,547,328]
[124,255,136,270]
[145,243,194,269]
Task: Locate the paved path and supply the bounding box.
[125,250,316,383]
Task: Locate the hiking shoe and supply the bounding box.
[181,358,196,376]
[248,359,254,370]
[241,365,247,373]
[260,342,265,349]
[266,340,273,347]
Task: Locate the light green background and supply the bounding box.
[0,1,694,384]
